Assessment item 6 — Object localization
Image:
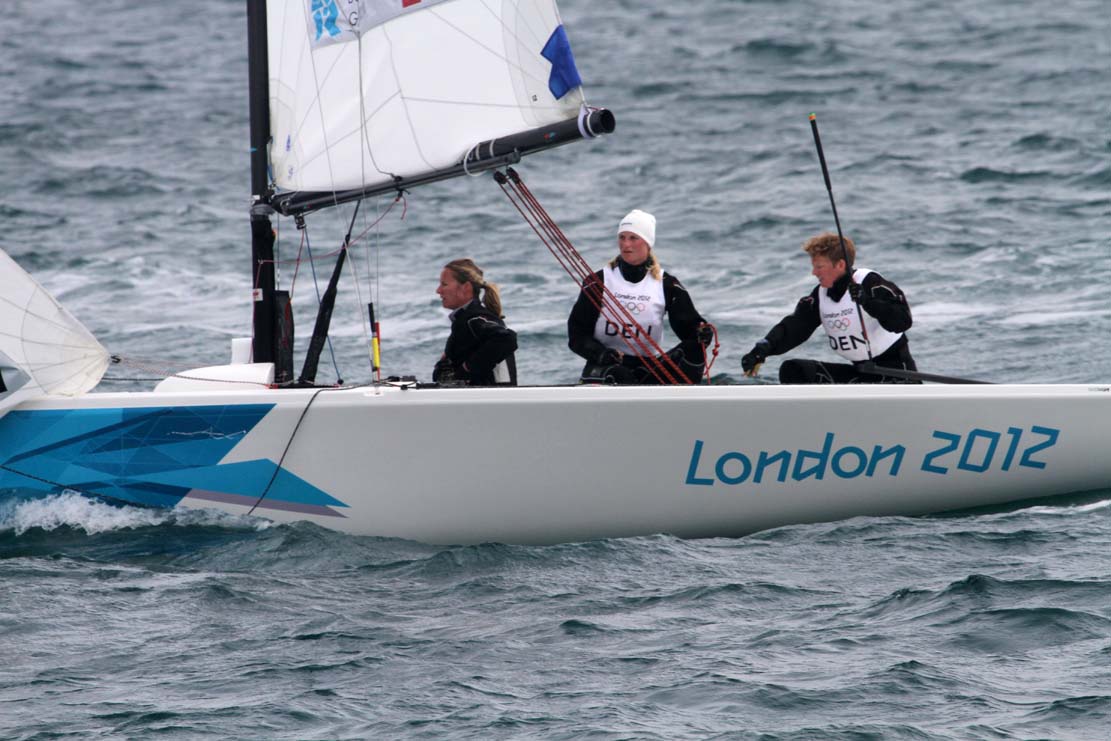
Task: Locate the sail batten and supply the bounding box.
[266,0,606,214]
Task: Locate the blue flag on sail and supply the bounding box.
[541,25,582,99]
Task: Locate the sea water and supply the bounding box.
[1,0,1110,737]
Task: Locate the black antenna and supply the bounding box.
[809,113,852,272]
[809,113,871,359]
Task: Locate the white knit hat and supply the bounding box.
[617,209,656,248]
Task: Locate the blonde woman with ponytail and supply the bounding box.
[568,210,713,384]
[434,258,518,386]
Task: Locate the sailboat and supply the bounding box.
[1,0,1110,546]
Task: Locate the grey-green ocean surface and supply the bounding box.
[1,0,1110,738]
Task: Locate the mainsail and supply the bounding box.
[0,250,110,409]
[265,0,605,214]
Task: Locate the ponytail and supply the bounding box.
[443,258,505,318]
[479,281,503,318]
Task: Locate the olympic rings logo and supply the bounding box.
[829,318,851,330]
[625,301,647,314]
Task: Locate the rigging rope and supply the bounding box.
[247,194,408,384]
[247,385,331,516]
[346,193,404,380]
[298,223,343,381]
[494,167,690,385]
[110,355,273,387]
[700,322,720,383]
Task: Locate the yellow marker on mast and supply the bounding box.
[368,302,381,381]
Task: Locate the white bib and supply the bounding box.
[818,268,903,362]
[593,266,667,353]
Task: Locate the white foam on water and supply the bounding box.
[1020,497,1111,516]
[0,492,272,536]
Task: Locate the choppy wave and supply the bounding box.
[2,490,1111,737]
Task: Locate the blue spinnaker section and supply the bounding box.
[541,25,583,99]
[0,405,345,513]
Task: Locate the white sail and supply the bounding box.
[267,0,587,194]
[0,250,110,407]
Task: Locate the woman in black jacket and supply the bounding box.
[433,258,517,386]
[567,209,712,384]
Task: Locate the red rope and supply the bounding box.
[496,168,689,385]
[509,180,685,385]
[253,192,407,308]
[257,193,406,273]
[699,322,720,383]
[288,229,307,298]
[496,172,675,382]
[348,192,407,247]
[253,227,307,301]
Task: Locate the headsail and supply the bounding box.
[0,250,110,410]
[266,0,606,214]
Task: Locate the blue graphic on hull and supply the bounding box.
[0,405,347,517]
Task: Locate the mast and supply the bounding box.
[247,0,277,367]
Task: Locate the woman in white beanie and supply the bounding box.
[567,209,713,384]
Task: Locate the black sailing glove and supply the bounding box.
[848,281,863,304]
[596,348,623,366]
[434,358,459,385]
[696,324,714,345]
[741,339,770,375]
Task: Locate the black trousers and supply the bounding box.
[779,340,918,384]
[581,338,706,385]
[778,359,920,384]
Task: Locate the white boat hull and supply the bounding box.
[1,382,1109,544]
